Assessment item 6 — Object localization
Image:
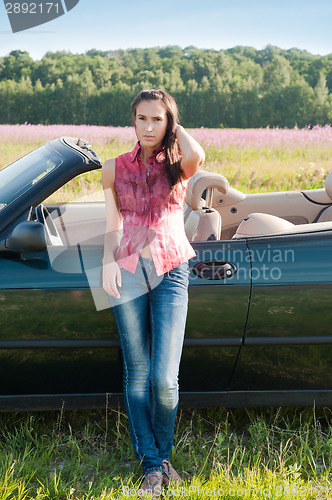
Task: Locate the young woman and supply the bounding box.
[102,89,205,498]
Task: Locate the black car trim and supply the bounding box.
[0,339,242,349]
[244,336,332,345]
[1,336,331,350]
[312,204,331,223]
[224,390,332,408]
[0,390,331,412]
[61,137,101,166]
[0,394,123,412]
[301,191,332,206]
[0,392,228,412]
[0,340,121,349]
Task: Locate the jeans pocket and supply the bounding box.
[166,261,189,286]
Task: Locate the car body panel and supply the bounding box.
[0,239,251,404]
[180,240,251,397]
[229,231,332,398]
[0,137,331,410]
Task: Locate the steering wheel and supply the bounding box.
[35,204,63,246]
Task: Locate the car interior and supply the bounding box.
[43,169,332,247]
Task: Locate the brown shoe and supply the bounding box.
[139,470,163,498]
[162,459,182,485]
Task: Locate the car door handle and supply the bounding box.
[192,261,237,280]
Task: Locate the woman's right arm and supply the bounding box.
[102,158,123,298]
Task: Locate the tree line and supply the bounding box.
[0,45,331,128]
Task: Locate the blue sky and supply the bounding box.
[0,0,331,59]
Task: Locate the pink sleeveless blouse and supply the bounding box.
[114,141,196,276]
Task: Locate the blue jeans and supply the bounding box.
[108,256,189,474]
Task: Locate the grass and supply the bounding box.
[2,140,329,204]
[0,406,331,499]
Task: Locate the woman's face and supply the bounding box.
[134,99,168,150]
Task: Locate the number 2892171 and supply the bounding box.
[5,3,60,14]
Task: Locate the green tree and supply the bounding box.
[313,72,329,124]
[0,46,331,127]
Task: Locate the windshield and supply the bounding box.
[0,146,62,212]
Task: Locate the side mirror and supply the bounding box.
[2,221,47,254]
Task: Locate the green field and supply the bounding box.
[0,407,331,499]
[1,125,332,203]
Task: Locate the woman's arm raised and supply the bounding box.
[102,158,123,298]
[176,125,205,179]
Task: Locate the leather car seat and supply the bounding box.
[184,171,229,241]
[232,213,295,238]
[314,172,332,222]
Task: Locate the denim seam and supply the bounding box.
[142,265,152,292]
[150,303,157,433]
[121,335,143,461]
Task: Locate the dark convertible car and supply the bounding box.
[0,137,331,411]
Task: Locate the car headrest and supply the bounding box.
[325,172,332,200]
[186,170,229,211]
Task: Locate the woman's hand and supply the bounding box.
[174,123,182,136]
[174,124,205,179]
[102,261,122,298]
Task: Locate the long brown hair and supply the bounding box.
[131,89,184,189]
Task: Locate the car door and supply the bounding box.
[226,230,332,407]
[181,238,251,406]
[0,140,123,408]
[0,238,123,405]
[0,231,251,409]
